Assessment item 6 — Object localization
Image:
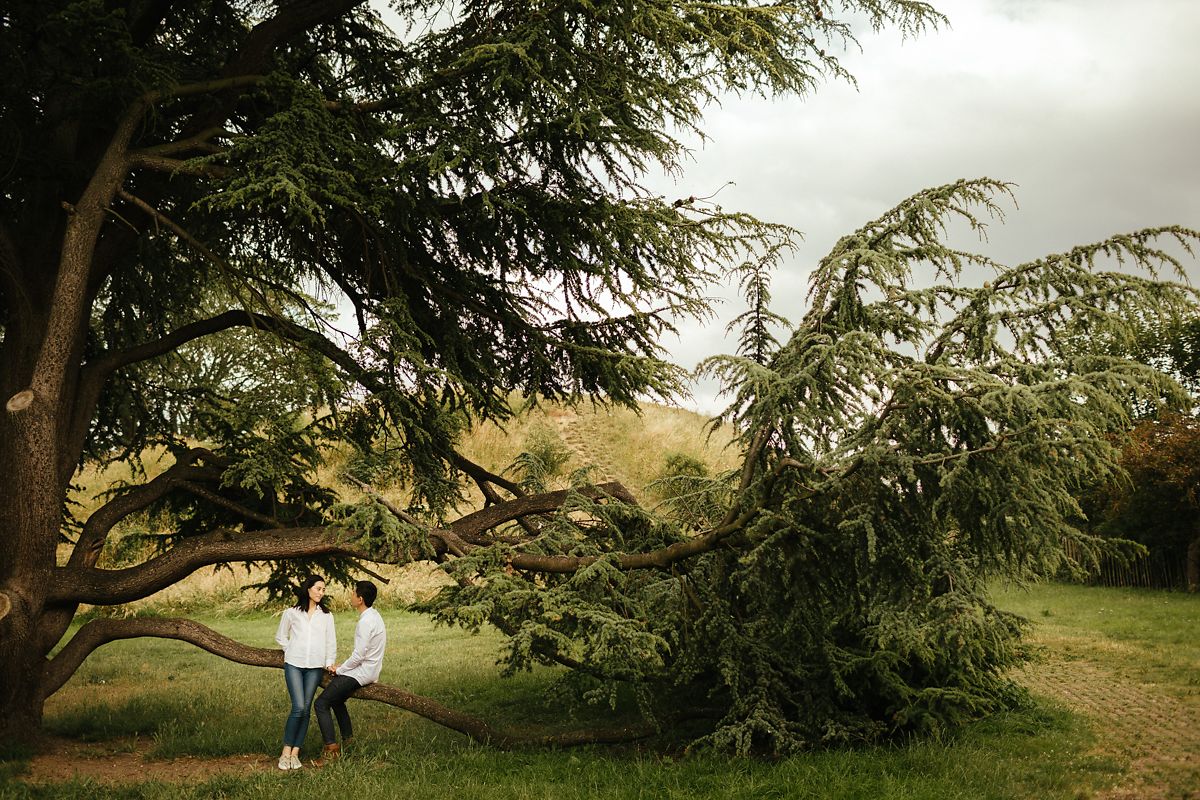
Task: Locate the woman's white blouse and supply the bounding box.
[275,607,336,668]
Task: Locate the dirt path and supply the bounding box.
[21,735,276,783]
[1016,650,1199,799]
[551,407,634,489]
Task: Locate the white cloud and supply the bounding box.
[646,0,1200,412]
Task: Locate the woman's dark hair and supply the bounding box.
[293,574,330,613]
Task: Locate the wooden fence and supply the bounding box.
[1060,539,1188,590]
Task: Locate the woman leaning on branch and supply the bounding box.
[274,575,336,770]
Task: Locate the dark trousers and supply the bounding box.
[314,674,360,744]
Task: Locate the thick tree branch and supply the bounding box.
[126,152,230,178]
[50,526,376,605]
[152,75,267,103]
[131,126,230,157]
[344,478,472,557]
[87,310,251,378]
[26,98,147,411]
[377,478,751,576]
[40,617,281,698]
[324,96,408,113]
[222,1,366,78]
[354,483,599,675]
[67,313,241,469]
[40,617,659,747]
[128,0,175,47]
[439,481,753,575]
[501,507,758,575]
[185,0,366,135]
[68,448,220,570]
[86,306,365,394]
[444,455,540,538]
[713,426,771,531]
[53,475,754,605]
[449,483,636,543]
[69,306,355,465]
[450,452,526,498]
[22,72,269,418]
[8,70,271,420]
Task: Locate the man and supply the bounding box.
[312,580,386,765]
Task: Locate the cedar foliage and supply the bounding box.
[426,180,1200,752]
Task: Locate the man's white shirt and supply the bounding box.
[336,606,386,686]
[275,607,337,668]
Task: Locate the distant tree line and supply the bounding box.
[1075,315,1200,591]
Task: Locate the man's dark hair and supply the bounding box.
[355,580,378,608]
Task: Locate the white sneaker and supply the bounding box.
[277,756,291,770]
[289,755,303,770]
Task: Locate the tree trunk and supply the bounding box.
[0,310,68,741]
[0,448,59,740]
[0,617,49,740]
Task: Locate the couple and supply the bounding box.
[274,575,387,770]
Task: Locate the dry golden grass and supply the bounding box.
[69,447,174,523]
[562,401,740,492]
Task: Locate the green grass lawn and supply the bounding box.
[993,582,1200,694]
[7,581,1196,799]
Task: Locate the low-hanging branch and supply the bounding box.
[49,476,758,605]
[67,449,224,570]
[50,526,372,606]
[448,482,638,543]
[447,451,543,537]
[40,617,660,748]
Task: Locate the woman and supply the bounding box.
[275,574,336,770]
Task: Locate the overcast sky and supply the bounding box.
[637,0,1200,412]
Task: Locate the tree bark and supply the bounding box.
[0,403,62,740]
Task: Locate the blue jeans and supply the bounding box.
[282,663,324,748]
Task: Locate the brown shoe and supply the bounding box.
[312,743,340,768]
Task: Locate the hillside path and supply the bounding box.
[550,407,636,490]
[1016,647,1199,799]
